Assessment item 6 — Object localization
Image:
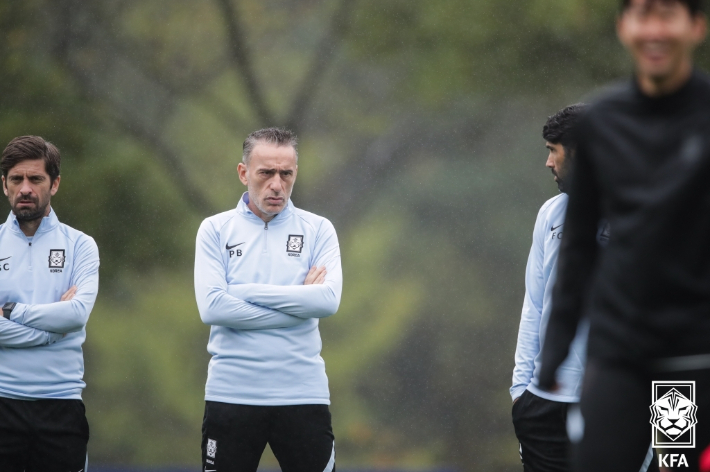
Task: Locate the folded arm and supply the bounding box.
[228,219,342,319]
[195,220,306,330]
[0,317,63,348]
[228,268,340,319]
[10,237,100,334]
[511,210,546,401]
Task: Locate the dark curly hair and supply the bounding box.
[542,103,589,156]
[621,0,703,15]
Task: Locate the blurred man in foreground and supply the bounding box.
[0,136,100,471]
[539,1,710,471]
[194,128,342,472]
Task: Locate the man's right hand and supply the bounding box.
[60,286,77,302]
[303,266,327,285]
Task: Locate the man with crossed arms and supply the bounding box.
[0,135,100,472]
[195,128,342,472]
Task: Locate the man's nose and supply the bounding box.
[642,17,666,40]
[268,175,284,191]
[19,179,33,195]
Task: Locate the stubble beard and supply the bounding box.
[554,159,570,194]
[552,169,566,193]
[557,179,567,193]
[255,200,279,218]
[13,198,48,222]
[250,187,287,219]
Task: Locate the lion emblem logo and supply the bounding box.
[650,388,698,441]
[48,249,65,268]
[286,235,304,253]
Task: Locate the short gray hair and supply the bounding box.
[242,127,298,164]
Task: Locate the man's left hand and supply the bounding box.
[304,267,327,285]
[60,286,77,302]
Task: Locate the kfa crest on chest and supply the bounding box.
[286,234,304,257]
[49,249,66,273]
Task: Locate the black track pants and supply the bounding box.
[202,401,335,472]
[0,397,89,472]
[512,389,572,472]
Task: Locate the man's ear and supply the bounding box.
[692,13,708,46]
[2,176,7,197]
[50,175,61,196]
[616,14,630,49]
[237,162,249,186]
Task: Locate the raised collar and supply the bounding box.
[236,192,294,225]
[5,208,59,235]
[632,68,703,114]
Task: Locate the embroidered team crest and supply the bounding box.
[206,438,217,458]
[286,235,304,253]
[48,249,65,268]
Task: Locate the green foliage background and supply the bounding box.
[2,0,707,470]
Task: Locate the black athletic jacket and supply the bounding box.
[539,70,710,389]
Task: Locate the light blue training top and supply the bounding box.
[511,194,589,403]
[194,193,342,406]
[0,209,100,400]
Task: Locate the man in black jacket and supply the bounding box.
[539,1,710,471]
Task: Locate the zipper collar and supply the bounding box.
[5,207,59,236]
[236,192,293,226]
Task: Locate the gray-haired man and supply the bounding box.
[194,128,342,472]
